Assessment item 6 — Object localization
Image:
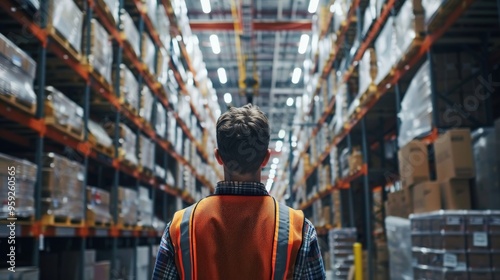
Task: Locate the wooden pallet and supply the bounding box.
[117,217,135,230]
[86,210,112,228]
[44,100,84,140]
[358,84,378,108]
[41,214,84,227]
[0,93,36,115]
[141,166,154,178]
[88,134,114,158]
[45,26,82,63]
[118,152,138,169]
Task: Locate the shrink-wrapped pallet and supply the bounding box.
[137,186,153,227]
[394,0,424,65]
[374,16,396,85]
[41,153,84,221]
[117,187,138,225]
[0,33,37,111]
[358,48,377,97]
[155,102,166,137]
[334,80,348,135]
[140,86,154,125]
[156,6,171,47]
[140,134,155,172]
[101,0,119,23]
[145,0,158,26]
[157,48,170,85]
[87,120,113,152]
[386,216,413,280]
[86,19,113,85]
[45,86,84,136]
[86,187,112,225]
[0,153,37,218]
[398,61,432,148]
[329,228,356,278]
[47,0,83,53]
[117,64,139,113]
[141,33,156,75]
[106,123,138,166]
[121,11,140,57]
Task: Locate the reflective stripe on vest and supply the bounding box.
[170,196,304,280]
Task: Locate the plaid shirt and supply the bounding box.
[152,181,326,279]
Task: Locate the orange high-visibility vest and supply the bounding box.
[169,195,305,280]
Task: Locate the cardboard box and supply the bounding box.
[412,182,441,214]
[434,129,475,180]
[387,190,412,218]
[440,179,471,210]
[398,140,430,188]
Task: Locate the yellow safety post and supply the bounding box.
[354,242,363,280]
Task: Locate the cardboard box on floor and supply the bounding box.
[387,189,413,218]
[398,140,430,188]
[434,129,475,180]
[412,181,441,214]
[440,179,471,210]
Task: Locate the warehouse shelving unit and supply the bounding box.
[0,0,221,278]
[272,0,499,278]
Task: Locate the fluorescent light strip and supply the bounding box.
[278,129,286,139]
[223,92,232,103]
[210,34,221,54]
[201,0,211,13]
[218,68,227,84]
[292,68,302,84]
[298,34,310,54]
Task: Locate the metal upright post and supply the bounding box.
[287,128,294,206]
[346,134,355,228]
[426,49,440,129]
[361,117,374,280]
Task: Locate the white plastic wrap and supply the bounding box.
[386,216,413,280]
[140,87,154,124]
[394,0,423,64]
[102,0,119,23]
[328,228,356,278]
[363,5,375,37]
[86,186,112,224]
[145,0,158,27]
[398,61,432,147]
[88,119,113,148]
[155,103,166,137]
[88,19,113,84]
[0,153,37,218]
[118,64,139,112]
[141,33,156,75]
[140,135,155,171]
[121,11,140,57]
[157,48,170,84]
[45,86,84,132]
[156,5,171,45]
[422,0,446,23]
[117,187,138,225]
[334,79,348,135]
[374,16,396,84]
[113,123,138,166]
[0,33,37,106]
[49,0,83,53]
[42,153,84,220]
[358,48,376,97]
[331,0,349,33]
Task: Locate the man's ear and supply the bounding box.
[260,149,271,168]
[214,149,224,166]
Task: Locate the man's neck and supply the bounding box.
[224,169,261,183]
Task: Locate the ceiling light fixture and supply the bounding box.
[218,68,227,84]
[201,0,211,13]
[273,158,279,164]
[298,34,310,54]
[278,129,286,139]
[308,0,320,13]
[210,34,220,54]
[223,92,232,104]
[286,97,295,107]
[292,68,302,84]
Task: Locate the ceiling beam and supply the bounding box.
[190,20,312,31]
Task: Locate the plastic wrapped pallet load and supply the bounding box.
[334,78,348,135]
[394,0,424,66]
[86,19,113,85]
[105,123,138,166]
[117,187,138,226]
[101,0,119,23]
[140,134,155,172]
[141,86,154,125]
[45,86,84,138]
[397,61,432,148]
[156,4,171,45]
[374,16,396,85]
[141,33,156,75]
[0,153,37,219]
[47,0,83,54]
[87,120,114,155]
[41,153,85,222]
[117,64,139,113]
[385,216,413,280]
[121,11,140,57]
[155,102,167,137]
[86,187,112,226]
[357,48,377,99]
[0,33,37,111]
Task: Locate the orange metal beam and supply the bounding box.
[189,20,312,31]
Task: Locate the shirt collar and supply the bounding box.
[214,181,269,196]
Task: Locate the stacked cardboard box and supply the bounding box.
[348,146,363,175]
[411,210,500,279]
[471,127,500,210]
[0,33,37,108]
[329,228,356,280]
[47,0,83,53]
[41,153,84,221]
[85,19,113,85]
[137,186,153,227]
[0,153,37,218]
[117,187,138,226]
[86,187,112,225]
[45,86,84,134]
[386,216,413,280]
[116,64,139,113]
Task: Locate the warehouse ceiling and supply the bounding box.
[185,0,315,140]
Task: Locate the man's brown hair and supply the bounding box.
[216,104,270,174]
